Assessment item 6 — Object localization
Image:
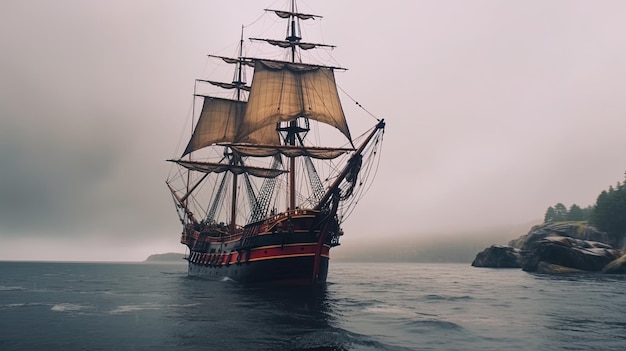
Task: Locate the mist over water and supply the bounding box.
[2,1,626,261]
[2,261,625,351]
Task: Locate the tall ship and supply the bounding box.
[166,1,385,284]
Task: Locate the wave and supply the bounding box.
[166,303,202,308]
[5,302,46,308]
[423,294,473,301]
[0,285,25,291]
[364,304,414,317]
[404,318,463,331]
[51,303,89,312]
[287,326,415,351]
[108,303,161,314]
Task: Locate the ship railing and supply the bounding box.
[181,226,243,244]
[213,228,244,243]
[264,208,318,227]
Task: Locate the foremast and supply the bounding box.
[167,27,256,236]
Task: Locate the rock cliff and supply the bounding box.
[472,222,625,274]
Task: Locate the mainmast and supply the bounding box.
[286,0,300,62]
[245,1,343,212]
[280,0,309,211]
[287,1,297,210]
[187,1,349,218]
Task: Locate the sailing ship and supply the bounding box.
[166,1,385,284]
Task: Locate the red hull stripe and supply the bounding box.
[247,245,330,262]
[253,243,328,250]
[189,244,332,266]
[248,253,330,262]
[257,229,319,236]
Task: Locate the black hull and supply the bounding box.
[187,255,329,284]
[182,208,338,285]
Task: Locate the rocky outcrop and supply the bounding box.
[508,222,617,250]
[521,237,621,272]
[534,262,586,274]
[473,222,624,274]
[602,254,626,274]
[471,245,523,268]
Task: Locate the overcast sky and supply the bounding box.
[1,0,625,261]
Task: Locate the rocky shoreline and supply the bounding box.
[472,222,626,274]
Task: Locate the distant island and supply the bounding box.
[144,252,186,262]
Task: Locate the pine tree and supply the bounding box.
[553,203,568,221]
[590,173,626,245]
[566,204,584,221]
[544,206,556,223]
[581,206,593,221]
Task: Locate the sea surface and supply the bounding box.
[1,261,625,351]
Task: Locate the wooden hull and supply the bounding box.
[187,253,330,284]
[183,209,339,285]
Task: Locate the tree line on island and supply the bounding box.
[473,172,626,274]
[544,172,626,244]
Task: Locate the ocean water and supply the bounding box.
[1,262,625,351]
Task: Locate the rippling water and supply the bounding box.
[1,261,625,350]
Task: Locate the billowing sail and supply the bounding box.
[235,60,351,144]
[182,96,280,156]
[182,97,245,156]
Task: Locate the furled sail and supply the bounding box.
[169,159,287,178]
[250,38,334,50]
[235,60,351,144]
[207,54,255,67]
[222,143,354,160]
[266,9,321,20]
[197,79,251,92]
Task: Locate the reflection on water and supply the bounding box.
[168,278,395,351]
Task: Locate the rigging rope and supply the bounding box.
[337,131,385,222]
[337,84,381,122]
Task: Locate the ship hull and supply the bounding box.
[182,209,338,285]
[187,254,329,284]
